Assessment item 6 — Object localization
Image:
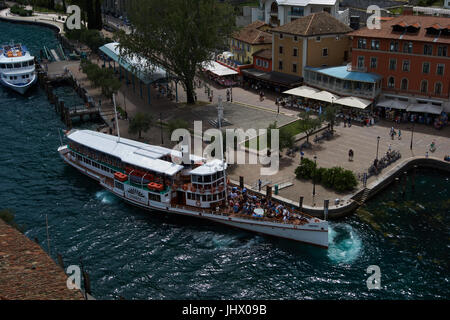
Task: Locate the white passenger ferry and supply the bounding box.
[58,129,328,248]
[0,43,37,94]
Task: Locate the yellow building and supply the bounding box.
[272,12,352,78]
[230,21,273,65]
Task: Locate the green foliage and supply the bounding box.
[295,158,317,180]
[116,0,236,104]
[279,129,295,150]
[324,105,338,129]
[65,28,109,51]
[297,111,323,142]
[295,160,357,192]
[80,60,121,99]
[128,112,153,138]
[10,4,33,16]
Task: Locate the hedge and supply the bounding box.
[295,158,358,192]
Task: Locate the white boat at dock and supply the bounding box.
[0,43,37,94]
[58,129,328,248]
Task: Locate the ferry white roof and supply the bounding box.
[190,159,227,176]
[67,130,194,176]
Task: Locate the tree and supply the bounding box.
[324,105,338,131]
[279,129,295,151]
[298,110,323,144]
[117,0,236,104]
[128,112,153,139]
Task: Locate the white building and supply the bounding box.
[445,0,450,9]
[258,0,339,26]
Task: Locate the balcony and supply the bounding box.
[347,63,367,73]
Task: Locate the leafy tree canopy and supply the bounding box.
[116,0,236,104]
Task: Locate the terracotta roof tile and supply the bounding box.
[272,12,352,36]
[349,15,450,44]
[253,49,272,60]
[232,20,272,45]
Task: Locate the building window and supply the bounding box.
[371,40,380,50]
[357,56,364,68]
[322,48,328,57]
[401,78,408,91]
[403,42,413,53]
[435,82,442,95]
[422,62,430,74]
[278,60,283,70]
[291,7,304,16]
[247,44,251,52]
[437,64,444,75]
[293,48,298,57]
[390,41,399,52]
[357,38,366,49]
[437,45,447,57]
[423,44,432,55]
[389,59,396,70]
[370,57,377,69]
[387,77,395,88]
[294,35,298,42]
[420,80,428,93]
[402,60,410,72]
[279,46,283,54]
[335,35,340,41]
[316,36,321,42]
[279,33,283,39]
[292,63,297,73]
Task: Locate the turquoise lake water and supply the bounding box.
[0,20,448,300]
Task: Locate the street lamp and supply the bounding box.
[376,136,380,160]
[410,122,415,150]
[312,155,317,206]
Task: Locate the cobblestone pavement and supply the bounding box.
[0,220,84,300]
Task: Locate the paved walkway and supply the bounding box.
[0,7,66,33]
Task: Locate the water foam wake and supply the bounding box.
[327,223,362,264]
[95,190,118,205]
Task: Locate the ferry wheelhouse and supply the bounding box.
[58,130,328,248]
[0,43,37,94]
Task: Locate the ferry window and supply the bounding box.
[6,64,12,69]
[114,181,124,190]
[196,194,200,201]
[28,61,34,66]
[149,193,161,202]
[204,175,211,182]
[14,63,21,68]
[207,195,212,201]
[197,175,203,183]
[202,195,207,202]
[0,64,5,69]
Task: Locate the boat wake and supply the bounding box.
[327,223,362,264]
[95,190,118,205]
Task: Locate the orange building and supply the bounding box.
[349,15,450,111]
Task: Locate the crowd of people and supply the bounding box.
[227,186,308,224]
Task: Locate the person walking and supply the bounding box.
[398,129,402,140]
[348,149,354,161]
[258,179,262,192]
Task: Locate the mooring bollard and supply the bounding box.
[299,196,304,209]
[239,176,244,189]
[323,199,329,221]
[266,185,272,200]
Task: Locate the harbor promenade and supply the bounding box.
[0,6,66,33]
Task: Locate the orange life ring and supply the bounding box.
[182,184,188,191]
[211,187,215,193]
[314,219,320,223]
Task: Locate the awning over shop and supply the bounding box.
[99,42,167,85]
[311,90,340,103]
[376,98,409,110]
[406,103,443,115]
[283,85,319,99]
[335,96,372,109]
[242,69,302,88]
[201,61,238,77]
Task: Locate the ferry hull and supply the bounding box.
[58,146,329,248]
[0,75,37,94]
